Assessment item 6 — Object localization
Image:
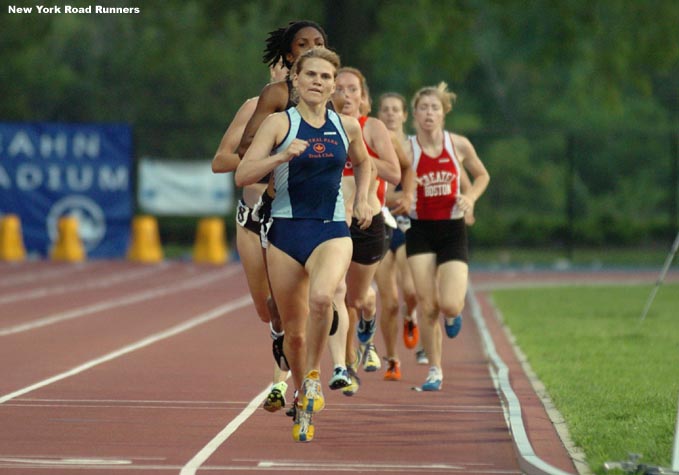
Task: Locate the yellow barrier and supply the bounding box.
[50,216,86,262]
[0,214,27,262]
[127,215,164,263]
[193,217,228,264]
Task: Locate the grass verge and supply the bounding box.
[491,282,679,474]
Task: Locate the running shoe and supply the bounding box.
[341,366,361,397]
[328,366,351,390]
[444,315,463,338]
[362,343,381,372]
[421,366,443,391]
[292,405,315,442]
[262,381,287,413]
[384,359,401,381]
[403,318,419,349]
[356,315,377,344]
[415,347,429,365]
[272,334,290,371]
[300,370,325,413]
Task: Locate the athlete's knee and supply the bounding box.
[381,297,399,319]
[363,289,376,315]
[345,293,364,312]
[440,298,465,318]
[334,279,347,300]
[439,290,465,317]
[309,289,333,318]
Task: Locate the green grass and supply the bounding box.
[471,246,676,268]
[491,283,679,474]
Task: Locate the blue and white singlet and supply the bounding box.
[271,107,348,221]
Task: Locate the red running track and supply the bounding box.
[0,260,640,475]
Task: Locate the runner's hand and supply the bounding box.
[353,200,373,230]
[282,139,309,161]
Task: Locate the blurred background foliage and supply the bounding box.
[1,0,678,251]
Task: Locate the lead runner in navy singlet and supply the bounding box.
[235,47,373,443]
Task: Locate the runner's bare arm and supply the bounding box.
[236,81,289,158]
[212,98,258,173]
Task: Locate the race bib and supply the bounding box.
[259,217,272,249]
[236,200,250,228]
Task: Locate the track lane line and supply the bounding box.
[179,385,272,475]
[468,283,574,475]
[0,262,105,288]
[0,263,171,304]
[0,294,253,405]
[0,267,238,336]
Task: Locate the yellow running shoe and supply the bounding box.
[300,370,325,413]
[292,406,314,442]
[341,366,361,397]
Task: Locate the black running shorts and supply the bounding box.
[350,211,387,265]
[405,218,468,265]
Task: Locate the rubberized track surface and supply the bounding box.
[4,260,667,474]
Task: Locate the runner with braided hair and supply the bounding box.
[235,21,354,399]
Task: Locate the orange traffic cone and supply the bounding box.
[0,214,27,262]
[193,217,228,264]
[50,216,86,262]
[127,215,164,263]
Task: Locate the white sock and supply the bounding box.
[269,322,284,339]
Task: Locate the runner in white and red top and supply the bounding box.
[410,131,463,220]
[405,82,490,392]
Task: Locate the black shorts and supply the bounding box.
[350,211,387,265]
[405,218,468,265]
[235,200,260,235]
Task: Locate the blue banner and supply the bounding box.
[0,122,133,258]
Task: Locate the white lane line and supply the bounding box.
[0,262,104,288]
[180,385,272,475]
[0,462,520,473]
[0,457,132,466]
[13,398,254,405]
[257,461,467,471]
[468,283,574,475]
[0,264,170,305]
[7,399,501,414]
[0,294,253,405]
[0,267,238,336]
